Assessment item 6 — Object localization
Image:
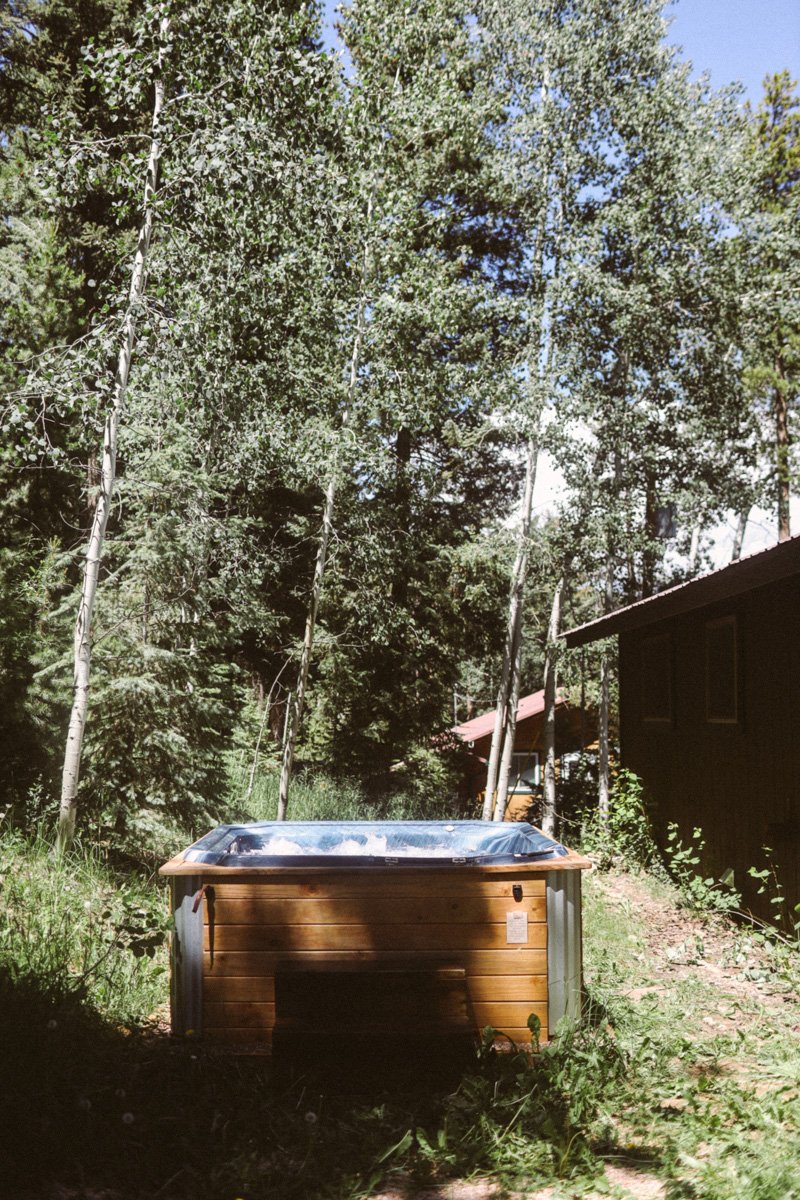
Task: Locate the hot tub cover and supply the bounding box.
[182,820,568,868]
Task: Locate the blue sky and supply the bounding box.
[323,0,800,103]
[667,0,800,101]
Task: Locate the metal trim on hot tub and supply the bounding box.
[546,871,583,1031]
[171,874,204,1037]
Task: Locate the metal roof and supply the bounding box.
[452,688,567,744]
[563,534,800,648]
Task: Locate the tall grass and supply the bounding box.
[229,764,458,824]
[0,827,168,1025]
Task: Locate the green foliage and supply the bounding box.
[231,765,455,825]
[748,846,800,944]
[580,768,658,871]
[737,72,800,532]
[0,824,167,1023]
[0,0,793,845]
[664,823,741,915]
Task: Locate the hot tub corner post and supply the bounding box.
[546,871,583,1034]
[171,875,204,1039]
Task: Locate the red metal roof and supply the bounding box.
[563,533,800,648]
[453,688,567,744]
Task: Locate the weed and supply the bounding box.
[3,823,800,1199]
[0,827,168,1024]
[663,824,741,915]
[748,845,800,943]
[580,769,659,871]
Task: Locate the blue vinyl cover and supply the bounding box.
[182,820,568,868]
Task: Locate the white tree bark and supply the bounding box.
[541,574,564,836]
[596,562,615,825]
[483,55,555,822]
[597,645,611,825]
[277,474,337,822]
[493,618,523,822]
[731,510,748,562]
[277,51,405,821]
[482,433,538,819]
[57,16,169,853]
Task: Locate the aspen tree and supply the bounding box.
[741,74,800,543]
[58,11,169,852]
[480,0,613,816]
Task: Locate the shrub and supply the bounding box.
[663,823,741,915]
[580,769,658,871]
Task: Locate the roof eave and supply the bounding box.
[563,535,800,648]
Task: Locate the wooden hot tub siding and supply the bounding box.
[165,860,585,1049]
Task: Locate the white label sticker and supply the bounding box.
[506,911,528,944]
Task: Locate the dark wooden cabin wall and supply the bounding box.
[619,574,800,919]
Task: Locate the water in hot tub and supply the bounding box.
[222,822,566,860]
[251,831,456,857]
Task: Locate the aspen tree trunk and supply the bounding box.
[493,618,523,822]
[731,510,748,562]
[277,192,373,821]
[57,15,169,853]
[483,60,554,821]
[775,358,790,542]
[246,660,290,804]
[541,574,564,836]
[482,434,538,820]
[642,469,658,598]
[688,524,701,572]
[597,569,614,825]
[598,648,610,824]
[277,280,368,821]
[277,47,404,820]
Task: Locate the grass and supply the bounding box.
[2,788,800,1199]
[228,763,458,824]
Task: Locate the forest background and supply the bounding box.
[1,0,799,855]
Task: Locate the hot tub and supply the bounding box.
[160,820,590,1051]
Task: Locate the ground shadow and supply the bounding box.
[0,963,485,1200]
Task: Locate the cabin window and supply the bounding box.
[510,751,540,791]
[640,633,672,722]
[705,615,738,724]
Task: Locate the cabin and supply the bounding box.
[563,535,800,919]
[453,689,592,819]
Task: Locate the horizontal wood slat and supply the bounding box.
[208,897,546,926]
[471,1002,547,1029]
[204,976,275,1003]
[203,948,548,976]
[202,973,547,1005]
[465,975,548,1003]
[483,1027,545,1046]
[204,922,547,953]
[203,1027,273,1045]
[161,855,589,877]
[212,877,547,900]
[202,1025,542,1048]
[205,1001,275,1030]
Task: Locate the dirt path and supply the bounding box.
[602,871,798,1035]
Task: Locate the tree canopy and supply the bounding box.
[0,0,794,842]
